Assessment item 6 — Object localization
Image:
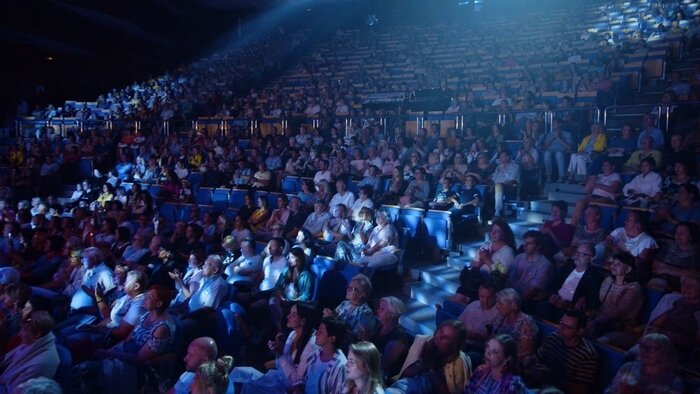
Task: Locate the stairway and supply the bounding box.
[399,182,586,335]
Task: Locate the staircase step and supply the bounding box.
[408,281,453,311]
[399,297,436,335]
[547,190,584,204]
[419,265,461,294]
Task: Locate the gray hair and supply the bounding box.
[206,255,224,271]
[351,274,372,300]
[380,296,406,319]
[375,210,390,223]
[83,246,103,263]
[496,288,521,311]
[127,270,149,292]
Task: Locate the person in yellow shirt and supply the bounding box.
[566,123,607,183]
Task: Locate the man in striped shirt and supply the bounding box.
[524,309,599,394]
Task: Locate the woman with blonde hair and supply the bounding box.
[342,341,384,394]
[191,356,235,394]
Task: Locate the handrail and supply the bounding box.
[603,104,661,128]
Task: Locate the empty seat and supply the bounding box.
[211,189,230,210]
[195,187,213,206]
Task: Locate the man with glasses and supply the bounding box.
[524,309,599,394]
[535,242,602,322]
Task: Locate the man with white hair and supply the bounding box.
[187,255,228,312]
[70,247,115,311]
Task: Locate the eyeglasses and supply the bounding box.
[640,344,659,353]
[347,286,362,293]
[558,321,577,330]
[575,251,594,257]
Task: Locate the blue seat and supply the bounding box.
[211,189,230,211]
[311,256,335,299]
[158,202,176,223]
[188,172,204,188]
[381,205,401,224]
[255,241,267,255]
[424,213,452,251]
[614,207,631,229]
[121,182,133,193]
[195,187,213,206]
[398,207,425,250]
[267,192,284,210]
[593,341,628,391]
[148,184,162,198]
[281,177,299,194]
[254,190,268,205]
[436,300,465,327]
[229,189,248,209]
[598,204,617,232]
[176,204,193,222]
[79,158,94,179]
[535,319,558,345]
[238,140,250,149]
[215,308,239,357]
[641,286,665,323]
[54,345,72,389]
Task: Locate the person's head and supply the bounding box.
[19,310,54,345]
[184,337,219,372]
[288,247,307,271]
[347,274,372,305]
[190,356,234,394]
[375,210,390,226]
[346,341,383,392]
[477,282,497,309]
[359,185,373,201]
[495,288,521,316]
[296,228,313,246]
[268,237,284,257]
[623,210,646,236]
[640,136,653,150]
[82,246,103,269]
[144,285,173,313]
[498,150,511,165]
[573,242,594,270]
[15,377,62,394]
[484,334,518,374]
[522,230,542,256]
[551,200,567,221]
[377,296,405,324]
[583,205,601,227]
[335,179,347,193]
[590,122,604,135]
[332,203,347,219]
[670,133,683,151]
[640,157,656,174]
[680,274,700,304]
[202,255,223,277]
[316,316,346,350]
[677,183,699,205]
[277,195,288,209]
[414,167,425,180]
[432,320,467,360]
[558,309,587,342]
[116,226,131,243]
[313,201,326,214]
[1,283,31,313]
[358,207,373,222]
[610,252,636,283]
[256,196,267,209]
[489,220,515,250]
[289,196,302,212]
[464,174,476,189]
[674,221,698,248]
[638,333,678,373]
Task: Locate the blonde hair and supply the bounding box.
[195,356,234,394]
[346,341,384,394]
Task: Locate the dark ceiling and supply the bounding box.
[0,0,271,120]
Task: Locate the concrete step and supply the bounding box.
[399,297,436,335]
[545,182,586,195]
[419,265,461,294]
[547,190,584,205]
[408,281,453,312]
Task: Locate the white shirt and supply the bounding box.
[592,172,622,199]
[328,191,355,215]
[558,269,585,301]
[108,293,146,328]
[70,263,115,310]
[622,171,662,199]
[260,255,287,291]
[609,228,658,257]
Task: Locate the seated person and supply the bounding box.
[536,242,602,323]
[399,167,430,208]
[356,166,382,196]
[490,150,519,218]
[650,221,699,292]
[301,201,331,239]
[456,282,500,344]
[351,210,398,276]
[224,239,262,285]
[555,205,607,266]
[606,210,658,282]
[621,157,662,207]
[587,252,643,350]
[0,311,59,392]
[169,337,233,394]
[391,320,471,394]
[642,272,700,361]
[71,247,116,311]
[622,136,662,174]
[608,333,684,393]
[566,122,607,183]
[185,255,228,313]
[349,186,374,222]
[321,204,351,252]
[524,310,600,394]
[322,274,378,343]
[569,159,621,225]
[507,231,553,312]
[335,207,374,265]
[450,175,481,216]
[491,288,539,364]
[328,179,355,216]
[431,177,457,210]
[539,201,575,260]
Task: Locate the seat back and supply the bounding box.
[211,189,230,211]
[423,212,451,251]
[195,187,213,206]
[229,189,248,209]
[54,344,73,389]
[593,341,628,392]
